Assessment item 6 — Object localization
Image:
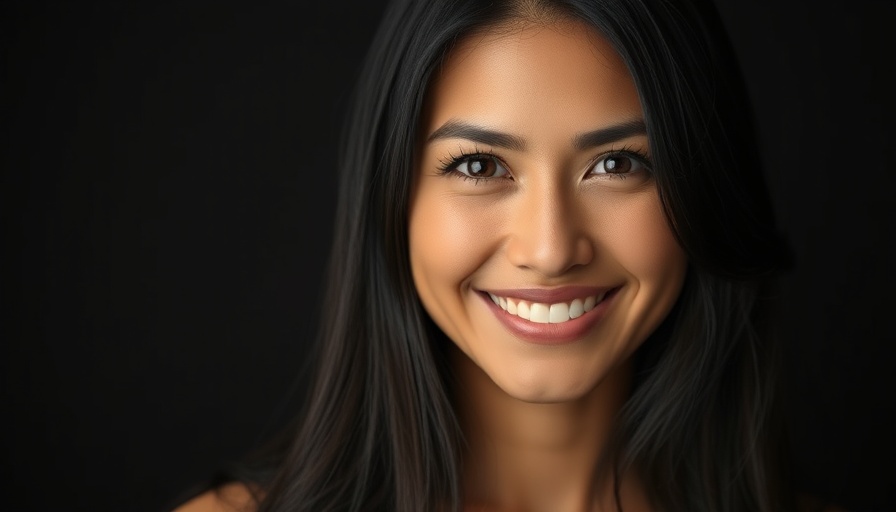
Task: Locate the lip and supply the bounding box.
[478,286,621,344]
[485,285,615,303]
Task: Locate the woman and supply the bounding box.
[178,0,794,510]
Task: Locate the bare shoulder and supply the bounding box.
[172,482,260,512]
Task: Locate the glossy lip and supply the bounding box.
[478,286,621,344]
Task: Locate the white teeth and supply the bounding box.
[569,298,584,319]
[506,298,518,315]
[530,303,550,323]
[517,301,531,320]
[489,292,609,324]
[583,296,596,312]
[549,303,569,323]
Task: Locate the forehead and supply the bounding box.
[422,19,643,140]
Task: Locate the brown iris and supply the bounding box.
[603,155,632,174]
[464,157,501,177]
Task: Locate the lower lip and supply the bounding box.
[480,288,619,345]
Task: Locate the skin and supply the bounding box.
[409,19,688,512]
[173,483,257,512]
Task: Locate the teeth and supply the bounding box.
[569,298,584,319]
[489,292,608,324]
[517,301,530,320]
[549,303,569,323]
[530,303,550,323]
[583,295,596,312]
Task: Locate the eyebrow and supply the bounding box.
[426,119,647,151]
[573,119,647,150]
[427,120,526,151]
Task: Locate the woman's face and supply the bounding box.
[409,19,687,403]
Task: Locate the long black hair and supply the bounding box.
[248,1,793,510]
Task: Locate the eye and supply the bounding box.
[453,155,509,179]
[589,153,648,176]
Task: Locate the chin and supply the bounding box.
[486,357,621,405]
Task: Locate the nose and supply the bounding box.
[505,184,594,277]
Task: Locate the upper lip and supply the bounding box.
[482,285,617,303]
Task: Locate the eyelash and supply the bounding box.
[436,147,508,184]
[585,145,654,181]
[436,145,653,183]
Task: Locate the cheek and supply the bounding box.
[598,188,687,333]
[408,186,502,325]
[616,198,681,273]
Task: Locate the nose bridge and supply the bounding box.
[506,177,593,276]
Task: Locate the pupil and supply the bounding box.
[605,156,630,173]
[469,158,494,176]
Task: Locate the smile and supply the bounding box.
[486,291,607,324]
[479,286,620,344]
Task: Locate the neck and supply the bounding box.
[452,346,648,512]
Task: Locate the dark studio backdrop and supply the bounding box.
[2,1,894,511]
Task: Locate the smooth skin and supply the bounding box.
[409,19,686,512]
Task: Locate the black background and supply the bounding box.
[2,1,894,511]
